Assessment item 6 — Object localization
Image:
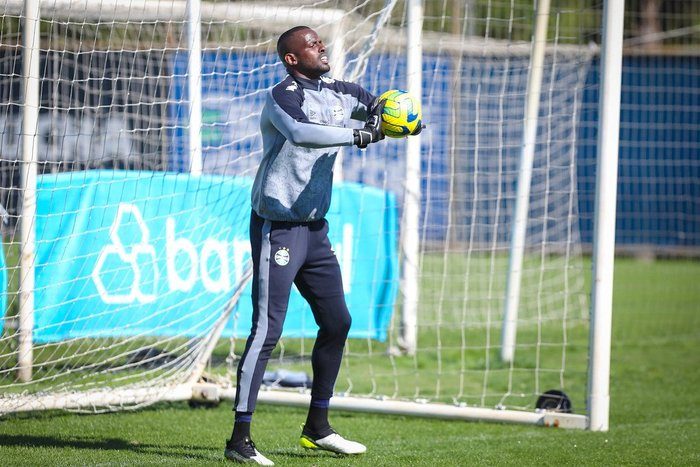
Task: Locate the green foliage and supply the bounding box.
[1,258,698,464]
[420,0,601,44]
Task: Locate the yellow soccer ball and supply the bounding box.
[378,89,422,138]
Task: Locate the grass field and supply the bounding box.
[1,258,699,465]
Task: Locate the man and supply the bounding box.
[224,26,418,465]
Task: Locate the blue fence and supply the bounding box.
[171,52,699,249]
[2,50,697,250]
[577,56,700,248]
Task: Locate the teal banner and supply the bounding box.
[33,171,398,343]
[0,242,6,331]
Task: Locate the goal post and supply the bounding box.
[17,0,40,383]
[501,0,552,364]
[398,0,423,356]
[186,0,203,175]
[0,0,615,431]
[589,0,626,433]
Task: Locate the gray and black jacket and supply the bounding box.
[251,74,375,222]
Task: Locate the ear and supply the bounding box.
[284,53,298,67]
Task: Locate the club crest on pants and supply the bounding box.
[274,247,290,266]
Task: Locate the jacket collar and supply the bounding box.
[290,74,324,91]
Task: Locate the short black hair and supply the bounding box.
[276,25,311,63]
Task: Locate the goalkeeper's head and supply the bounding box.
[277,26,331,80]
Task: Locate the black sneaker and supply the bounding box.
[224,437,274,465]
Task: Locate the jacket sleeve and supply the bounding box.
[268,86,354,148]
[335,81,376,122]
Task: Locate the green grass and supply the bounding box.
[1,258,699,465]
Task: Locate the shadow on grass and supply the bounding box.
[267,447,346,460]
[0,434,353,463]
[0,401,205,421]
[0,434,217,461]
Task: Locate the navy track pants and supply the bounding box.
[234,211,352,412]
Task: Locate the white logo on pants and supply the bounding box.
[274,247,290,266]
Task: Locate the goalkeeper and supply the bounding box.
[224,25,415,465]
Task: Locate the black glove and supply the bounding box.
[354,98,386,149]
[411,120,426,136]
[353,127,381,149]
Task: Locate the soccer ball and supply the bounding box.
[378,89,422,138]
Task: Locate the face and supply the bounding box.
[284,29,330,79]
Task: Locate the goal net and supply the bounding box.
[0,0,596,426]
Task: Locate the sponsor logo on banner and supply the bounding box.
[91,203,159,304]
[91,203,354,304]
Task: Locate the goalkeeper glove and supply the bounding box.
[353,98,386,149]
[410,121,425,136]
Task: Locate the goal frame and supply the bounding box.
[6,0,624,431]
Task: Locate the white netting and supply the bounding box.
[1,0,594,417]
